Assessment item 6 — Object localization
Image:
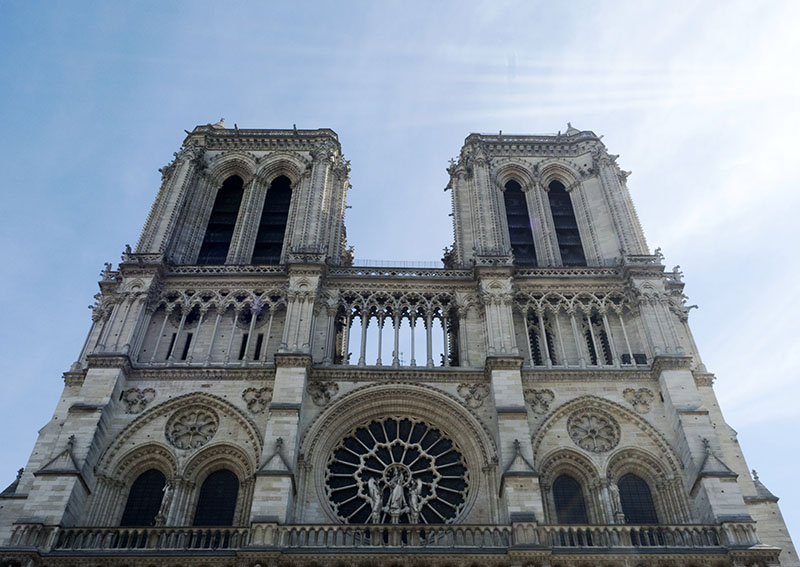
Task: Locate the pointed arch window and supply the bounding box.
[193,469,239,526]
[618,473,658,524]
[120,469,165,527]
[197,175,245,265]
[253,175,292,264]
[548,180,586,266]
[553,474,589,524]
[503,180,537,266]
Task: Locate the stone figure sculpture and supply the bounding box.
[367,477,382,524]
[409,478,423,523]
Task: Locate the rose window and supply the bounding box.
[567,410,620,453]
[325,417,469,524]
[165,408,219,450]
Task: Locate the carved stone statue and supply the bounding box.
[388,471,406,513]
[408,478,423,523]
[367,477,382,524]
[156,478,175,525]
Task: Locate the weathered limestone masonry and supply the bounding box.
[0,122,796,567]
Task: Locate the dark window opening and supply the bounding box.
[553,474,589,524]
[621,353,648,365]
[166,333,177,360]
[253,333,264,360]
[120,469,166,527]
[253,176,292,264]
[503,180,537,266]
[193,469,239,526]
[238,334,249,360]
[618,473,659,524]
[548,180,586,266]
[180,333,193,360]
[197,175,245,265]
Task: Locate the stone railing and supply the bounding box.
[250,523,512,548]
[50,526,250,551]
[328,267,473,279]
[8,522,759,553]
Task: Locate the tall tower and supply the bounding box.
[0,122,795,567]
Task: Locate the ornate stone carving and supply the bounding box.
[306,381,339,406]
[325,417,468,524]
[623,388,654,414]
[165,408,219,450]
[567,409,620,453]
[457,383,490,408]
[122,388,156,414]
[242,387,273,413]
[523,388,555,415]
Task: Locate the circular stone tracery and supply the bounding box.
[567,409,620,453]
[165,408,219,450]
[325,417,469,525]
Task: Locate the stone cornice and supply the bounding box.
[311,366,485,383]
[521,368,653,383]
[650,355,693,375]
[274,353,313,370]
[128,367,276,382]
[485,356,524,373]
[85,354,131,373]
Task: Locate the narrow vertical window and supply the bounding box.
[180,333,193,360]
[503,180,537,266]
[553,474,589,524]
[253,333,264,360]
[253,175,292,264]
[238,334,249,360]
[193,469,239,526]
[197,175,245,265]
[548,180,586,266]
[120,469,166,527]
[618,473,658,524]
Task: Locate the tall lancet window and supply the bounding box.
[197,175,245,265]
[253,175,292,264]
[547,180,586,266]
[503,180,537,266]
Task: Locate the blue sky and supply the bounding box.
[1,1,798,538]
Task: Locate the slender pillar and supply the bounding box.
[342,311,352,364]
[96,302,121,352]
[112,298,135,351]
[358,313,368,366]
[425,313,434,367]
[323,308,336,364]
[617,310,635,365]
[205,308,223,365]
[242,304,258,364]
[262,309,275,366]
[553,309,567,367]
[150,307,171,363]
[601,311,620,368]
[442,314,450,367]
[410,314,417,366]
[224,308,239,364]
[569,310,585,368]
[538,310,552,367]
[392,313,400,368]
[187,308,205,363]
[167,310,187,362]
[585,312,601,366]
[375,313,384,366]
[523,309,534,366]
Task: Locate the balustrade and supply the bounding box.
[10,522,758,553]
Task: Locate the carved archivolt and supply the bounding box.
[97,391,263,477]
[532,395,682,476]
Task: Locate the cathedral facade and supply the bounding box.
[0,122,796,567]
